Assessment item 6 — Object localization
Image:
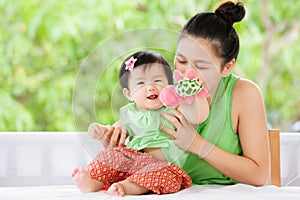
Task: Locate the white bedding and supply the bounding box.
[1,132,300,199]
[1,184,300,200]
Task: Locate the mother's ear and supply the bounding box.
[221,59,235,77]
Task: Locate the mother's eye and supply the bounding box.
[195,64,210,70]
[176,57,186,64]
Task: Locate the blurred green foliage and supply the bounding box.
[1,0,299,131]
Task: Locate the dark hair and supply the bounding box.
[119,50,173,89]
[180,1,245,68]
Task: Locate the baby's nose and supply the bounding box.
[147,83,156,91]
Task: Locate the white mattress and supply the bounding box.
[1,184,300,200]
[1,132,300,199]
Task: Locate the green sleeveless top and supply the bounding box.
[182,73,242,185]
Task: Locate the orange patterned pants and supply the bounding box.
[87,147,192,194]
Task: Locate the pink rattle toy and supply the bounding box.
[159,68,209,107]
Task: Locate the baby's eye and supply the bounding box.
[154,80,162,82]
[137,81,145,85]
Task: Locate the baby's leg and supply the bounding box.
[71,166,104,192]
[107,180,150,197]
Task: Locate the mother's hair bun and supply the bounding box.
[215,1,245,25]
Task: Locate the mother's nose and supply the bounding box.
[176,62,195,75]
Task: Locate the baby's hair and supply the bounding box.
[180,1,245,68]
[119,50,173,89]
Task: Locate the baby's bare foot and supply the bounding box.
[72,166,103,193]
[71,166,80,177]
[107,182,125,197]
[107,180,150,196]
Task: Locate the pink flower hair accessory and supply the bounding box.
[125,56,137,71]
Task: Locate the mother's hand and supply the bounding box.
[160,109,203,155]
[88,122,127,149]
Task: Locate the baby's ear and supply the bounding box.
[123,88,131,100]
[173,70,184,82]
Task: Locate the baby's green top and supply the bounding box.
[120,103,189,167]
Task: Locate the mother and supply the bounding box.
[89,1,269,186]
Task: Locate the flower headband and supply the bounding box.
[125,56,137,71]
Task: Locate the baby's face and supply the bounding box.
[125,63,169,111]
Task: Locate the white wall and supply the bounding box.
[0,132,103,187]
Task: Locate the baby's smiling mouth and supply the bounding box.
[147,94,158,100]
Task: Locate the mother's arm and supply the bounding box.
[161,80,269,186]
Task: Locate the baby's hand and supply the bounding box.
[88,122,128,149]
[88,122,111,140]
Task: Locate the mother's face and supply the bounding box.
[174,35,224,99]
